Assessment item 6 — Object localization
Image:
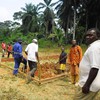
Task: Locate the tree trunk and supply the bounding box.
[85,11,88,32]
[73,8,76,40]
[45,22,48,38]
[96,20,98,28]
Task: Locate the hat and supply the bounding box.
[32,39,37,43]
[18,38,22,43]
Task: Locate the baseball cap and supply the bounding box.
[18,38,22,43]
[32,39,38,43]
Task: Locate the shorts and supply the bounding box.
[60,64,66,70]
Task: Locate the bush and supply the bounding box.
[38,38,58,48]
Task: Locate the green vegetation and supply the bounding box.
[0,0,100,46]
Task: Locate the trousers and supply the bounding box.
[13,57,27,75]
[28,60,37,77]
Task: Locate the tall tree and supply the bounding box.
[56,0,82,40]
[13,3,40,34]
[38,0,57,37]
[80,0,100,30]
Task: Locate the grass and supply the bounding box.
[0,45,90,100]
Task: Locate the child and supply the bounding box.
[59,47,67,73]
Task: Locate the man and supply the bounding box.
[68,40,82,84]
[1,42,6,57]
[74,28,100,100]
[59,47,67,73]
[13,39,27,75]
[25,39,39,82]
[7,43,12,58]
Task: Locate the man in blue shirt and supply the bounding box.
[13,39,27,75]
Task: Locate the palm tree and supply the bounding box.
[13,3,41,34]
[38,0,57,37]
[56,0,82,40]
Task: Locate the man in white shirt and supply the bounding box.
[25,39,39,83]
[74,28,100,100]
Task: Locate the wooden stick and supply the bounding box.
[40,73,67,83]
[38,63,41,81]
[0,63,68,85]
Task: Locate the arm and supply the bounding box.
[59,54,62,64]
[25,51,28,55]
[82,68,98,94]
[82,47,100,94]
[18,45,23,57]
[25,45,28,55]
[36,52,39,63]
[79,46,82,62]
[68,49,71,64]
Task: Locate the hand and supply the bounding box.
[82,85,90,94]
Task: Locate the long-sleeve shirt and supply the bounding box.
[13,42,22,58]
[68,45,82,65]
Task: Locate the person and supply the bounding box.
[12,39,27,75]
[1,42,6,57]
[74,28,100,100]
[7,43,12,58]
[59,47,67,73]
[68,40,82,84]
[25,39,39,83]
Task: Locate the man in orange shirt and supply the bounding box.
[7,43,12,58]
[69,40,82,85]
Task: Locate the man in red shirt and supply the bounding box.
[1,42,6,57]
[7,43,12,58]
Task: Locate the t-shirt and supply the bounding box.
[25,43,38,62]
[7,45,12,52]
[59,51,67,64]
[2,43,6,49]
[79,40,100,92]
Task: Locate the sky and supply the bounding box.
[0,0,58,22]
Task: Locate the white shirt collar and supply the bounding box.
[90,40,100,46]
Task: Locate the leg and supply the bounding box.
[75,75,79,83]
[70,65,76,84]
[8,52,10,58]
[28,61,37,77]
[75,64,79,83]
[28,60,33,71]
[28,60,37,77]
[21,57,27,72]
[26,61,37,83]
[13,58,21,75]
[71,75,75,84]
[2,49,4,57]
[30,62,37,77]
